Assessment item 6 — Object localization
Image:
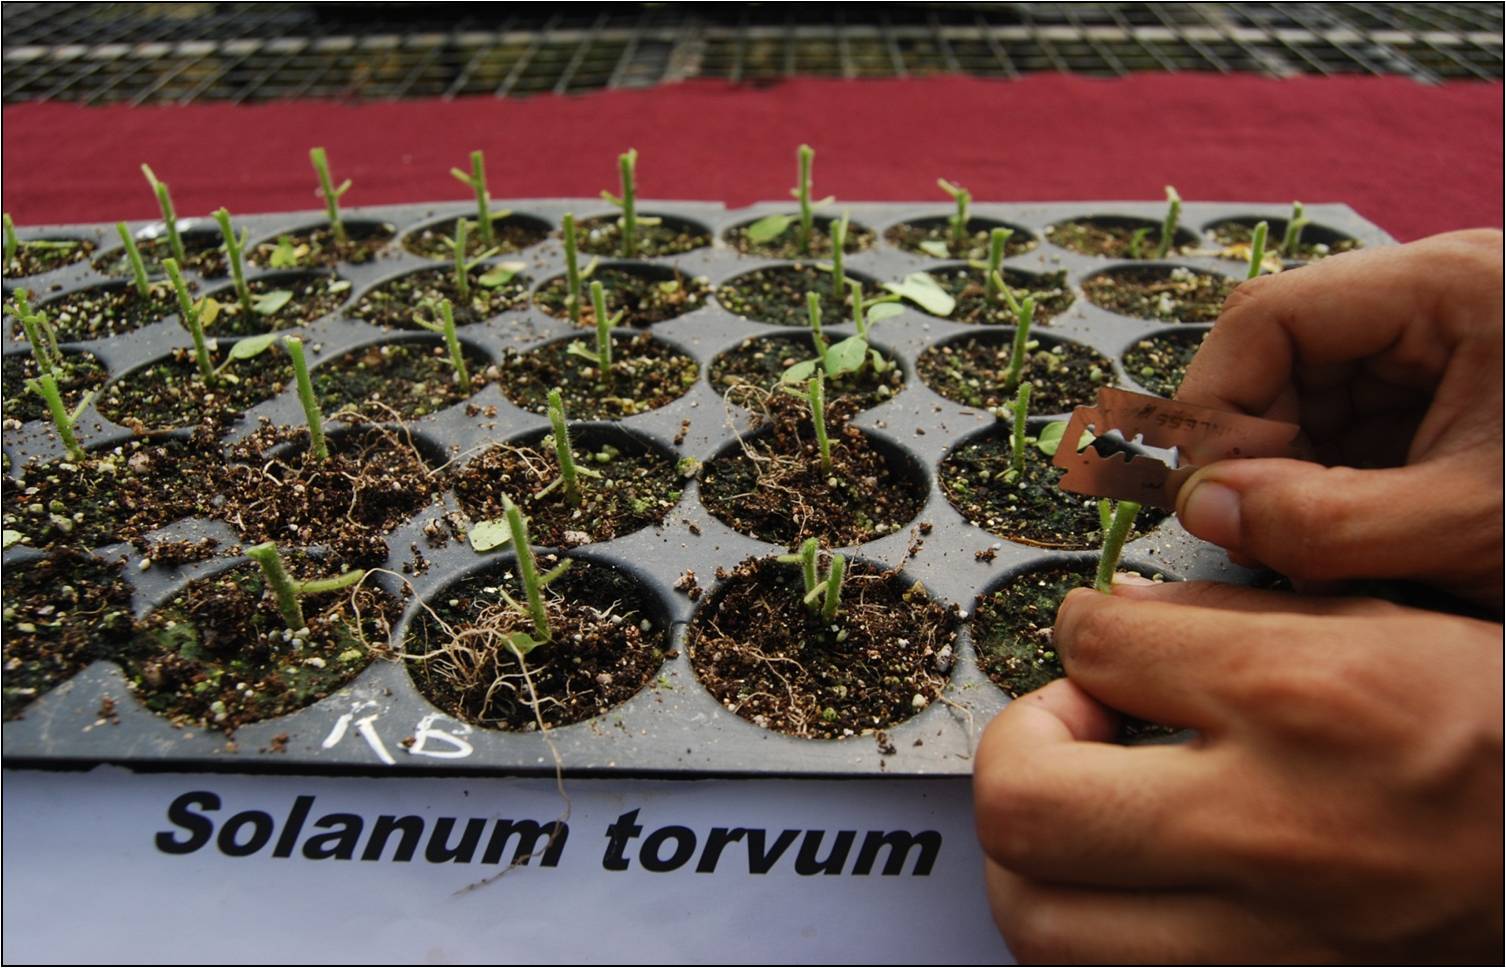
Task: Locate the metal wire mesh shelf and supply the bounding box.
[3,2,1501,106]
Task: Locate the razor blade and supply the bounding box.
[1053,387,1311,509]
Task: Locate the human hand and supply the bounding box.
[1175,229,1503,608]
[973,579,1503,963]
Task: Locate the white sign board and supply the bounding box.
[3,767,1013,964]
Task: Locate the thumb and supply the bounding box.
[1175,457,1502,604]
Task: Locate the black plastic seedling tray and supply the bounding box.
[1,198,1393,777]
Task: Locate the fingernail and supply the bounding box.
[1111,571,1156,587]
[1180,480,1242,549]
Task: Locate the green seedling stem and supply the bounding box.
[464,150,496,247]
[990,269,1022,317]
[116,222,152,298]
[1281,201,1308,253]
[809,372,831,473]
[27,373,90,461]
[938,178,970,249]
[807,291,828,359]
[213,208,254,316]
[780,538,844,618]
[1094,500,1142,593]
[849,279,867,336]
[163,258,215,382]
[452,219,472,303]
[829,211,850,298]
[562,213,583,325]
[589,280,619,372]
[797,538,820,596]
[1009,381,1032,478]
[309,147,350,246]
[245,541,367,631]
[283,336,328,461]
[547,388,584,506]
[1004,295,1036,389]
[3,213,17,267]
[502,495,569,641]
[1246,220,1269,280]
[820,553,846,621]
[415,299,471,394]
[984,228,1013,303]
[1128,228,1151,261]
[1154,185,1181,259]
[609,149,639,258]
[796,144,815,256]
[1098,499,1113,534]
[140,164,186,265]
[19,309,63,376]
[8,288,31,320]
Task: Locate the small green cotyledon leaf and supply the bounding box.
[883,272,955,317]
[823,335,868,376]
[468,518,512,553]
[918,239,951,258]
[252,289,294,316]
[227,332,279,360]
[478,261,525,288]
[866,302,904,323]
[745,214,795,244]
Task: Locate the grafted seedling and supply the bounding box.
[1154,185,1181,259]
[1246,220,1269,280]
[213,208,254,316]
[245,541,366,631]
[828,211,850,298]
[537,388,602,506]
[983,227,1013,303]
[283,336,327,461]
[140,164,187,266]
[115,222,153,298]
[26,372,94,461]
[1007,381,1032,480]
[1094,500,1142,593]
[449,150,506,248]
[777,537,847,620]
[938,178,971,250]
[806,290,828,359]
[496,495,574,654]
[795,143,817,255]
[1280,201,1310,254]
[600,148,661,258]
[809,372,832,473]
[567,280,623,374]
[559,212,598,326]
[163,257,218,382]
[413,299,472,394]
[309,146,351,246]
[10,290,64,376]
[1003,294,1037,390]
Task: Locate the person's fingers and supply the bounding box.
[1179,230,1503,419]
[974,680,1215,889]
[1175,455,1503,604]
[984,862,1317,964]
[1105,577,1404,619]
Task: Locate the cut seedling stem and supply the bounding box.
[115,222,152,297]
[309,146,351,246]
[938,178,971,249]
[1098,498,1113,534]
[1009,381,1032,478]
[502,495,572,642]
[562,212,583,325]
[452,218,472,303]
[1128,227,1151,261]
[1281,201,1308,253]
[1094,500,1142,593]
[829,211,849,298]
[163,258,216,382]
[283,336,328,461]
[415,299,472,393]
[140,164,186,265]
[3,213,17,267]
[1246,220,1269,280]
[545,387,587,507]
[1004,295,1036,389]
[26,373,92,461]
[809,372,831,473]
[779,538,845,618]
[601,149,639,258]
[450,150,497,248]
[245,541,366,632]
[820,553,846,620]
[990,269,1021,317]
[589,280,621,372]
[984,228,1012,303]
[1154,185,1181,259]
[796,144,815,256]
[213,208,254,316]
[807,291,828,359]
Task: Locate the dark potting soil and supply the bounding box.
[1045,218,1198,259]
[405,557,670,730]
[1122,328,1209,398]
[2,551,134,721]
[883,217,1037,260]
[349,265,529,329]
[940,433,1166,548]
[402,214,551,260]
[210,273,351,336]
[97,345,292,432]
[312,340,492,420]
[454,433,681,546]
[916,334,1113,414]
[249,222,396,270]
[716,265,881,328]
[708,333,904,413]
[1206,218,1360,263]
[93,231,227,279]
[534,265,710,327]
[31,283,179,341]
[687,555,956,738]
[723,215,876,259]
[1081,266,1234,323]
[2,435,223,552]
[2,351,108,425]
[121,557,400,732]
[575,215,711,257]
[500,332,698,419]
[699,398,926,547]
[4,238,96,278]
[924,266,1075,326]
[220,423,446,566]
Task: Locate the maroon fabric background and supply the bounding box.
[3,74,1500,241]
